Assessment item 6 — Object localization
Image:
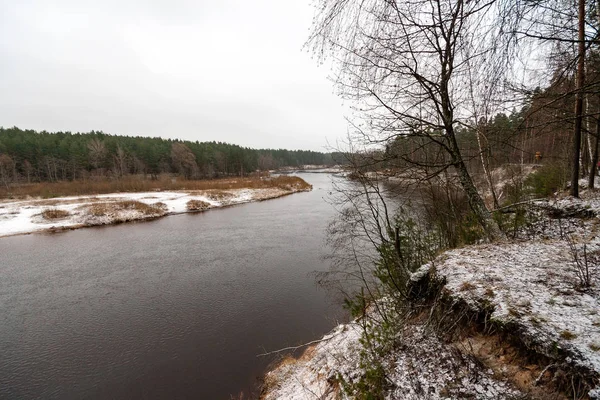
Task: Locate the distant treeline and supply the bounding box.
[0,127,343,184]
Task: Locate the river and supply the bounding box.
[0,173,346,399]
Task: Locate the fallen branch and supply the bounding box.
[534,363,555,386]
[257,331,343,357]
[493,198,548,213]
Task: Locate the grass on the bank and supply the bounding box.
[87,200,165,217]
[0,175,311,199]
[41,208,71,220]
[186,200,211,211]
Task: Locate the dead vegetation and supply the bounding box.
[266,268,597,400]
[86,200,165,217]
[0,174,311,199]
[186,200,211,211]
[202,190,234,202]
[40,208,71,220]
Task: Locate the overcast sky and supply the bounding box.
[0,0,348,151]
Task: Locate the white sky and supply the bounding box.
[0,0,348,151]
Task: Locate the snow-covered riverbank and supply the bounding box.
[262,192,600,399]
[0,186,308,238]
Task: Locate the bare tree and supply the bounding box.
[0,153,15,189]
[308,0,513,241]
[571,0,587,197]
[87,138,107,175]
[170,142,198,179]
[112,144,128,178]
[22,159,33,184]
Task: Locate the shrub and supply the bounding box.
[41,208,71,220]
[186,200,211,211]
[524,163,568,198]
[153,202,168,211]
[203,190,234,201]
[88,201,164,216]
[560,330,577,340]
[420,181,484,247]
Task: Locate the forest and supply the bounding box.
[0,127,339,186]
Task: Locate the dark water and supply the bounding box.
[0,173,346,399]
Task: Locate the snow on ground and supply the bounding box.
[428,193,600,398]
[263,320,525,400]
[432,242,600,379]
[0,187,296,237]
[263,192,600,399]
[262,324,363,400]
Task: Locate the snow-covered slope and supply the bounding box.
[262,192,600,399]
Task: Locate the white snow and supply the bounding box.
[263,324,363,400]
[263,320,524,400]
[0,188,296,237]
[427,192,600,398]
[264,192,600,399]
[433,241,600,376]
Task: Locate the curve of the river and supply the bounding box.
[0,173,346,399]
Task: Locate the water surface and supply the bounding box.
[0,173,345,399]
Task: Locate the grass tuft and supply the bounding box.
[88,201,164,217]
[559,330,577,340]
[41,208,71,220]
[186,200,211,211]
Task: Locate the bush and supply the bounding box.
[41,208,71,220]
[88,201,164,216]
[524,163,568,197]
[186,200,211,211]
[420,181,484,247]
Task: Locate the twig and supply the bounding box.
[257,332,344,357]
[534,363,555,386]
[493,198,548,212]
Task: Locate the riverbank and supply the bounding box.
[262,191,600,399]
[0,176,312,238]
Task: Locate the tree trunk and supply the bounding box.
[571,0,586,198]
[589,107,599,189]
[445,119,504,241]
[453,153,505,242]
[475,127,499,208]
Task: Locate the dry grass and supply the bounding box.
[560,330,577,340]
[186,200,211,211]
[203,189,235,201]
[41,208,71,220]
[0,175,312,199]
[87,200,164,217]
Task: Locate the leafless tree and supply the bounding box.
[170,142,198,179]
[112,144,128,178]
[87,138,107,174]
[0,153,15,189]
[307,0,519,241]
[22,159,33,184]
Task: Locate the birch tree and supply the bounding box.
[308,0,514,241]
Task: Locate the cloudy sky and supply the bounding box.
[0,0,348,151]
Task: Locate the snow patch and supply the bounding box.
[0,187,297,237]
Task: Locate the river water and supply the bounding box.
[0,173,346,399]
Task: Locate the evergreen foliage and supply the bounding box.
[0,126,342,183]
